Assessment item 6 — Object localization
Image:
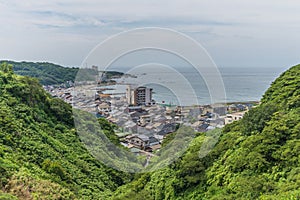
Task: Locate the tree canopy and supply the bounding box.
[0,62,299,199]
[0,62,131,199]
[113,64,300,200]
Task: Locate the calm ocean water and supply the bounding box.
[109,66,288,106]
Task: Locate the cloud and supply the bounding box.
[2,0,299,33]
[0,0,300,67]
[21,10,107,29]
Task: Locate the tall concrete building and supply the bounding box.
[126,85,153,106]
[126,85,135,105]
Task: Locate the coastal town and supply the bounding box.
[44,70,257,155]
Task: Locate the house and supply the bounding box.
[130,111,146,123]
[137,126,155,135]
[209,118,225,127]
[125,134,160,150]
[191,121,203,129]
[139,115,152,126]
[97,102,111,115]
[123,120,137,133]
[189,108,202,118]
[152,122,164,131]
[125,134,147,149]
[224,112,245,124]
[153,115,167,123]
[148,136,160,147]
[228,104,247,113]
[145,143,161,152]
[202,112,215,118]
[196,123,210,132]
[145,124,154,130]
[213,106,227,116]
[127,106,143,113]
[157,123,177,136]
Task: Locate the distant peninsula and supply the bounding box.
[0,61,124,86]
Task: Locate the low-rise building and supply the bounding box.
[97,102,111,115]
[125,134,160,150]
[224,112,245,124]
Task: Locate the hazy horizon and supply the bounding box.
[1,1,300,69]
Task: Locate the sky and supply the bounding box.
[0,0,299,68]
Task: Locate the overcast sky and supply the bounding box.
[0,0,299,68]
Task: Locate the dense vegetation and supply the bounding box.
[0,63,131,199]
[0,61,124,86]
[0,61,78,85]
[0,61,299,199]
[113,64,300,199]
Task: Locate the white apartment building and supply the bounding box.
[126,85,153,106]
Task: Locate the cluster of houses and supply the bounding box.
[44,79,257,155]
[44,86,74,105]
[100,96,254,153]
[102,97,177,152]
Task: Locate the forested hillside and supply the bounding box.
[0,61,78,85]
[0,61,125,86]
[0,62,299,199]
[113,64,300,200]
[0,63,131,199]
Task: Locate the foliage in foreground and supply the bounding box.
[0,62,299,199]
[113,64,300,200]
[0,63,131,199]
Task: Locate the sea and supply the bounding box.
[103,66,289,106]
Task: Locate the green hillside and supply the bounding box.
[0,62,299,199]
[0,61,79,85]
[113,64,300,200]
[0,61,125,86]
[0,63,131,199]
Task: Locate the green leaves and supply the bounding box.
[98,118,120,146]
[241,102,278,135]
[0,62,13,74]
[0,61,78,85]
[42,159,67,180]
[112,64,300,199]
[0,69,131,199]
[262,64,300,110]
[0,63,299,199]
